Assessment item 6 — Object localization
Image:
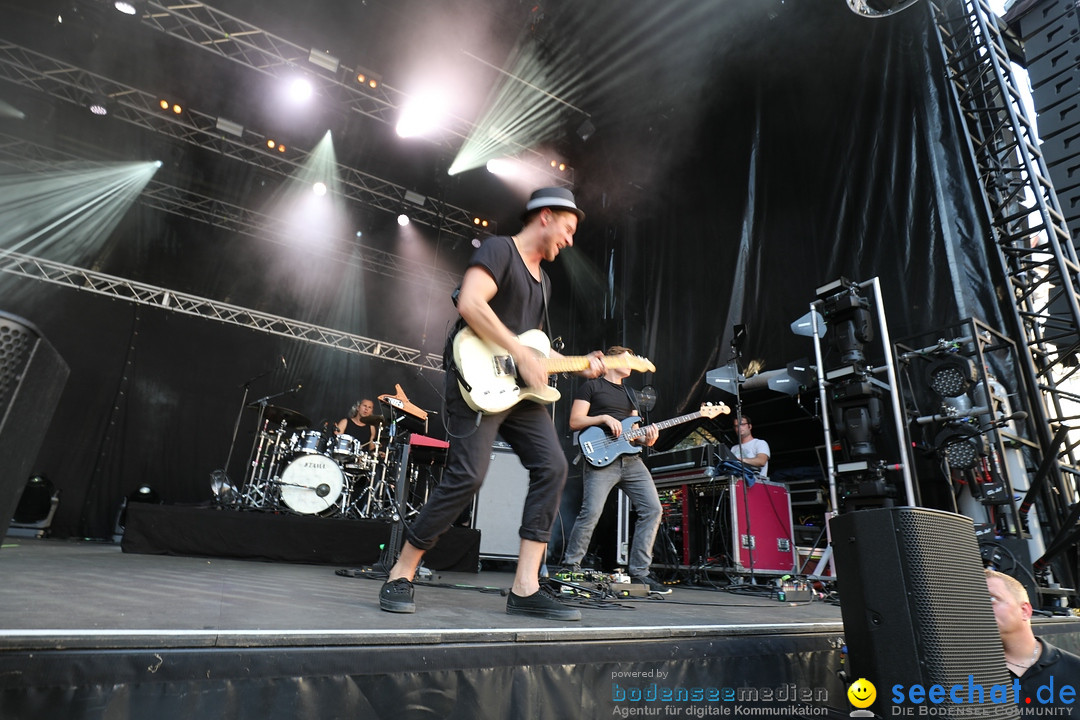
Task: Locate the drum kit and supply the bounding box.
[237,402,433,519]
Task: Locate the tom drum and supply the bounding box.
[291,429,328,455]
[330,434,361,463]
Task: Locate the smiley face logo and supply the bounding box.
[847,678,876,709]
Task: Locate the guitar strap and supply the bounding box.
[623,383,640,416]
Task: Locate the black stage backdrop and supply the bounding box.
[1,2,1011,540]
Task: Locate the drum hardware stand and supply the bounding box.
[239,385,303,506]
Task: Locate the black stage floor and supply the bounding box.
[0,536,853,719]
[1,536,1078,720]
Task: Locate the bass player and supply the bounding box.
[560,345,672,595]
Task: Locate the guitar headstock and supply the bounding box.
[620,355,655,373]
[700,402,730,418]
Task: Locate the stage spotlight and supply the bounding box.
[209,470,237,506]
[485,158,517,177]
[288,78,313,103]
[925,355,976,398]
[473,217,490,228]
[577,119,596,142]
[397,92,445,138]
[131,485,160,503]
[313,181,327,196]
[471,238,482,248]
[13,475,56,524]
[355,67,381,89]
[934,423,983,470]
[158,98,183,114]
[267,139,287,152]
[398,214,410,226]
[88,95,109,116]
[113,0,146,15]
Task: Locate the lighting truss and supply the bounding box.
[0,40,485,242]
[932,1,1080,484]
[0,134,460,294]
[0,250,445,371]
[137,0,545,164]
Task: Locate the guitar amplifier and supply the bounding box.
[474,444,529,560]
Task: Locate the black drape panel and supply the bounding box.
[570,3,1006,429]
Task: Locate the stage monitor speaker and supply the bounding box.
[474,445,529,561]
[0,312,69,542]
[831,507,1017,718]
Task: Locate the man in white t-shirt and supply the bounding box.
[730,414,770,479]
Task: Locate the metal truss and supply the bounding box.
[0,40,487,241]
[932,0,1080,575]
[0,250,445,371]
[0,133,461,294]
[139,0,549,167]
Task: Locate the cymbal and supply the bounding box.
[250,404,310,428]
[362,414,389,426]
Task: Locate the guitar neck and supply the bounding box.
[541,356,594,375]
[624,411,703,441]
[540,356,643,375]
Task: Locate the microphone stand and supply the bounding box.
[218,362,280,506]
[727,337,757,584]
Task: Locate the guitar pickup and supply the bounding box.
[492,355,516,378]
[581,440,594,455]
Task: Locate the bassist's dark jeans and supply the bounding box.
[403,372,568,552]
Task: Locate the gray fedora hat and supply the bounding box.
[522,186,585,222]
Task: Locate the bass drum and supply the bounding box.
[279,454,343,514]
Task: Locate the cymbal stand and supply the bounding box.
[238,386,300,509]
[363,412,411,519]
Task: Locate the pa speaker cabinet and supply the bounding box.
[831,507,1017,718]
[474,445,529,560]
[730,479,797,574]
[0,312,69,541]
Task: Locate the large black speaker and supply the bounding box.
[0,312,69,541]
[832,507,1018,718]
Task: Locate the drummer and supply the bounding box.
[334,398,380,452]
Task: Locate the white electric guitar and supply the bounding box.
[452,327,655,414]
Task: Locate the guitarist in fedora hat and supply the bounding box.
[378,186,606,621]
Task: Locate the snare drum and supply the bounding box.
[330,434,361,462]
[291,429,327,455]
[279,454,344,514]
